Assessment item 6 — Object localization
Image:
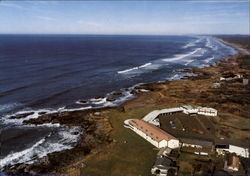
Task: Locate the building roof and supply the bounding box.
[180,138,213,148]
[227,155,239,169]
[216,144,248,150]
[181,105,195,110]
[129,119,178,142]
[198,107,217,112]
[154,156,172,167]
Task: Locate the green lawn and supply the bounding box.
[80,105,167,176]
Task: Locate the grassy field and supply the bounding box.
[81,105,167,176]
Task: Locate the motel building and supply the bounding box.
[181,105,217,116]
[124,119,180,149]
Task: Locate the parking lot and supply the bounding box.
[159,113,216,141]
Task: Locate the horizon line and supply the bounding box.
[0,33,249,36]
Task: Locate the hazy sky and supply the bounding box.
[0,1,249,35]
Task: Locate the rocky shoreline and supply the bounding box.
[4,108,114,174]
[4,38,250,175]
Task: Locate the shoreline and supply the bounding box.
[215,37,250,56]
[3,37,250,175]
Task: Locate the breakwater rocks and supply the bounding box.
[4,109,113,174]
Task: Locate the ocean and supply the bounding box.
[0,35,237,169]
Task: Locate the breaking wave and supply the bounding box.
[162,48,202,62]
[117,62,152,74]
[0,103,24,114]
[182,38,202,49]
[0,126,81,169]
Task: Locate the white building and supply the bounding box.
[181,105,217,116]
[197,107,217,116]
[124,119,180,149]
[141,106,217,127]
[216,144,249,158]
[181,105,199,115]
[142,107,183,126]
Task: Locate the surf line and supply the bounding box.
[117,62,152,74]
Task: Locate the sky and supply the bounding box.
[0,1,249,35]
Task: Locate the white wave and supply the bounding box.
[184,59,194,66]
[199,64,210,68]
[167,74,182,81]
[3,106,93,126]
[75,100,87,105]
[0,127,81,169]
[59,106,93,112]
[162,48,201,62]
[182,38,201,49]
[205,38,212,48]
[89,97,107,105]
[117,62,152,74]
[80,86,136,108]
[204,56,214,63]
[0,103,23,113]
[167,72,197,81]
[183,42,195,49]
[139,89,150,92]
[111,89,135,105]
[0,137,46,168]
[3,109,58,125]
[36,123,61,128]
[57,127,81,144]
[205,38,218,51]
[139,62,152,68]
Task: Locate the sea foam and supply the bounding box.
[0,126,81,169]
[117,62,152,74]
[162,48,202,62]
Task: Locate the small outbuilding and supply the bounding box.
[180,138,213,150]
[151,156,178,176]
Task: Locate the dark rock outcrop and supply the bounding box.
[9,112,34,119]
[4,109,113,174]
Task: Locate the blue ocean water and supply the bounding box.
[0,35,237,169]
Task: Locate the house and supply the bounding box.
[216,144,249,158]
[124,119,180,149]
[224,155,240,172]
[220,73,243,81]
[151,156,178,176]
